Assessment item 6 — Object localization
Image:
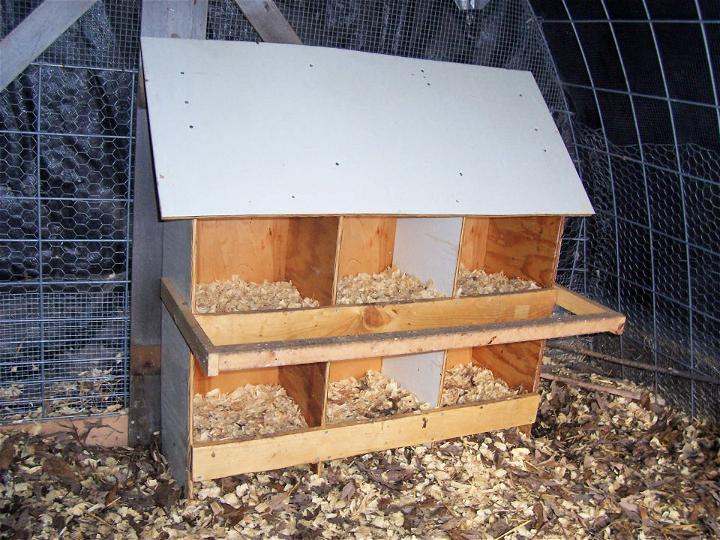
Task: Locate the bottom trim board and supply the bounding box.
[0,412,128,447]
[192,394,539,480]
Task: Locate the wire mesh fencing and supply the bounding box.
[0,0,139,421]
[1,0,717,423]
[531,0,720,419]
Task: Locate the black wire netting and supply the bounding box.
[0,0,718,421]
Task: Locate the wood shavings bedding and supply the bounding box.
[336,267,444,305]
[195,276,319,313]
[2,371,718,539]
[456,267,539,297]
[326,370,431,424]
[440,364,520,406]
[193,385,307,442]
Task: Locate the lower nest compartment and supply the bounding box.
[325,370,431,424]
[193,384,308,442]
[440,364,522,406]
[192,362,326,443]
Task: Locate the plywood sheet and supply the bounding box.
[141,38,593,218]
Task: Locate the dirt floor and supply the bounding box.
[1,376,718,539]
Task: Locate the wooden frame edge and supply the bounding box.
[192,393,540,480]
[160,277,219,376]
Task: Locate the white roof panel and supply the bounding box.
[141,37,593,219]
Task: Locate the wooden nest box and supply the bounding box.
[142,38,624,491]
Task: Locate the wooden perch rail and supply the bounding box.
[160,278,625,377]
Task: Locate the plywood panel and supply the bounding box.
[327,357,383,383]
[198,289,557,345]
[332,216,396,382]
[192,394,540,480]
[483,216,563,287]
[286,217,339,306]
[193,361,279,394]
[278,363,327,427]
[142,38,593,218]
[472,342,544,393]
[382,351,445,406]
[194,218,289,285]
[458,217,490,271]
[336,217,396,278]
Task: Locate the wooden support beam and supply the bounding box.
[0,413,128,447]
[130,0,209,448]
[0,0,98,91]
[234,0,302,44]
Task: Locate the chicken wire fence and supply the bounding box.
[0,0,139,420]
[0,0,717,421]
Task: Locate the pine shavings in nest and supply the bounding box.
[326,370,431,424]
[193,385,308,442]
[456,267,539,297]
[440,364,520,406]
[195,276,319,313]
[336,267,445,305]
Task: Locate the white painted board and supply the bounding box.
[382,217,462,406]
[141,37,594,219]
[382,351,445,407]
[392,218,463,296]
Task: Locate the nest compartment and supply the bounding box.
[193,385,308,442]
[336,267,444,305]
[326,370,431,424]
[456,268,539,297]
[195,276,320,313]
[440,364,520,407]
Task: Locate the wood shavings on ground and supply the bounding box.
[193,385,308,442]
[3,376,719,539]
[326,370,431,424]
[440,364,520,406]
[456,268,539,297]
[195,276,319,313]
[336,267,444,305]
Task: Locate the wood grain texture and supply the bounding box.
[331,216,396,383]
[327,358,383,382]
[193,362,279,394]
[278,363,327,427]
[285,217,339,306]
[458,217,490,271]
[472,341,544,393]
[199,289,557,345]
[192,393,540,480]
[194,218,289,285]
[483,216,563,286]
[336,217,396,278]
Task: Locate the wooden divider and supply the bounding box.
[328,217,395,382]
[441,216,564,401]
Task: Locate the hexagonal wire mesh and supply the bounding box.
[532,0,720,418]
[1,0,718,422]
[0,0,138,420]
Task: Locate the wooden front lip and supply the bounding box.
[160,278,625,377]
[191,393,541,481]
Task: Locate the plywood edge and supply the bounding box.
[0,413,128,447]
[192,393,540,480]
[161,277,218,375]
